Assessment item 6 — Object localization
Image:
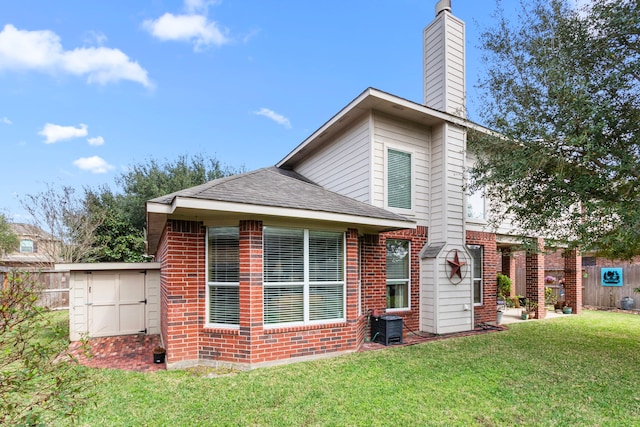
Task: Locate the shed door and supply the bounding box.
[88,271,146,337]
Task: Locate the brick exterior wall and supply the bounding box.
[158,220,362,368]
[564,249,582,314]
[466,231,498,325]
[360,226,428,337]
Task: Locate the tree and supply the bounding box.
[0,213,18,257]
[87,153,243,262]
[21,185,104,263]
[117,153,243,231]
[469,0,640,259]
[0,271,92,424]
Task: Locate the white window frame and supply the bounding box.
[263,227,346,328]
[20,239,34,253]
[466,185,486,221]
[385,146,415,213]
[205,227,240,329]
[468,244,483,306]
[386,239,411,311]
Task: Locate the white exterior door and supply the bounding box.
[88,271,146,337]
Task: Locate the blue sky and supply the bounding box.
[0,0,526,220]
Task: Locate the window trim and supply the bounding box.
[205,227,240,329]
[263,227,346,328]
[385,146,415,213]
[20,239,34,253]
[385,239,411,312]
[467,244,483,306]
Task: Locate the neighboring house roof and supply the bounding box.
[277,87,492,168]
[1,223,57,266]
[146,167,415,254]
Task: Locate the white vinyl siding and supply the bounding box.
[387,149,412,209]
[263,227,345,326]
[372,112,429,221]
[386,239,410,310]
[295,116,371,203]
[207,227,240,326]
[423,10,465,116]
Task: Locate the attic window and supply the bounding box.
[20,239,34,253]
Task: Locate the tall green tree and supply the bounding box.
[0,213,18,256]
[87,153,242,262]
[469,0,640,259]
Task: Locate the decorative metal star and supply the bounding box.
[447,249,466,279]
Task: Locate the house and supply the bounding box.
[146,0,582,369]
[0,223,58,269]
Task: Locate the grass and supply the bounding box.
[55,311,640,426]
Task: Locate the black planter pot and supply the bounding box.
[153,352,166,364]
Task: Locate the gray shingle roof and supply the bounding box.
[149,167,412,223]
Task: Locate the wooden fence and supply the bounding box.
[515,265,640,310]
[1,270,69,310]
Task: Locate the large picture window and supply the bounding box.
[263,227,345,326]
[386,239,410,310]
[207,227,239,326]
[467,245,483,305]
[387,148,412,210]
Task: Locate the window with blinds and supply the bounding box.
[207,227,239,326]
[468,245,483,305]
[387,148,412,210]
[263,227,345,326]
[386,239,410,309]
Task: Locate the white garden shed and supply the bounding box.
[55,263,161,341]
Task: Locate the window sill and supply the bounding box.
[263,321,348,334]
[203,325,240,335]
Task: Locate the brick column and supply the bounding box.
[525,238,546,319]
[564,249,582,314]
[238,220,263,363]
[360,234,386,315]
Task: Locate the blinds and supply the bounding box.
[208,227,239,325]
[264,228,304,282]
[387,149,412,209]
[209,285,239,324]
[263,227,345,325]
[264,286,304,324]
[208,227,239,282]
[310,285,344,321]
[309,231,344,282]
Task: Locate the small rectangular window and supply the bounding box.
[467,245,483,305]
[386,239,410,310]
[20,239,34,253]
[387,149,412,210]
[207,227,239,326]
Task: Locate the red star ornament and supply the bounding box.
[447,249,466,280]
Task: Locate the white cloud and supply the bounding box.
[143,0,229,51]
[143,13,228,50]
[0,24,152,88]
[1,116,11,125]
[39,123,88,144]
[73,156,114,174]
[87,136,104,146]
[254,108,292,129]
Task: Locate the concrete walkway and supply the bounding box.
[500,307,566,325]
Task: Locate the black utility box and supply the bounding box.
[370,315,403,346]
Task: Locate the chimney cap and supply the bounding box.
[435,0,452,15]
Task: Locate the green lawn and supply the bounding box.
[57,311,640,426]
